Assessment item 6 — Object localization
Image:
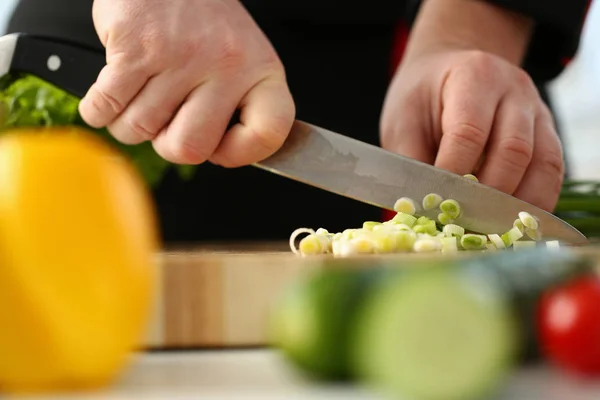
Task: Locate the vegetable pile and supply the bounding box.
[290,174,558,257]
[270,247,600,400]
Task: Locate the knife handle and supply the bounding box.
[10,33,106,98]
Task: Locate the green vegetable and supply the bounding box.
[0,73,197,187]
[271,248,595,400]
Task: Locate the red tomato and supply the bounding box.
[537,276,600,376]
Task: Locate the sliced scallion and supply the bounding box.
[392,212,417,227]
[393,197,417,215]
[437,212,454,225]
[443,224,465,238]
[463,174,479,182]
[422,193,444,210]
[487,234,505,249]
[460,234,487,250]
[440,199,461,219]
[518,211,539,230]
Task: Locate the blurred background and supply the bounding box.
[1,0,599,180]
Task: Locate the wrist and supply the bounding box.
[403,0,534,65]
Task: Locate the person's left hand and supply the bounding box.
[380,47,564,212]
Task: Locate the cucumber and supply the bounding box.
[351,248,594,400]
[350,267,518,400]
[269,265,389,380]
[270,248,594,400]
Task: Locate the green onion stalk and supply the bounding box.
[555,180,600,238]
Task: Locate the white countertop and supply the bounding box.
[10,349,600,400]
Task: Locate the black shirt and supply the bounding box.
[5,0,589,243]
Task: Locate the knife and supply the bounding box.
[0,33,588,244]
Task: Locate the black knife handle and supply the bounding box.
[10,33,106,98]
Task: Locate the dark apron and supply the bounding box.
[5,0,565,243]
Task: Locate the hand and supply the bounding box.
[79,0,295,167]
[380,0,563,212]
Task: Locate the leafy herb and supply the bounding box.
[0,73,197,187]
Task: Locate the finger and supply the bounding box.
[107,70,193,144]
[209,77,295,167]
[380,87,435,164]
[475,96,535,194]
[434,71,502,175]
[151,80,240,164]
[78,56,151,129]
[513,107,564,212]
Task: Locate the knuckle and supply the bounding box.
[170,139,211,165]
[464,50,502,77]
[446,122,488,152]
[126,114,161,141]
[539,148,564,178]
[513,68,535,90]
[91,87,125,117]
[498,136,534,169]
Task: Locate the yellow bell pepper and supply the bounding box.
[0,127,159,393]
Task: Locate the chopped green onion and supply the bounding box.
[416,216,432,225]
[362,221,381,231]
[513,241,536,250]
[394,230,417,251]
[349,237,374,254]
[422,193,444,210]
[393,197,417,215]
[371,232,397,253]
[315,228,329,236]
[487,234,505,249]
[437,212,454,225]
[443,224,465,238]
[501,226,524,248]
[299,234,326,255]
[518,211,539,230]
[460,234,487,250]
[525,227,542,241]
[486,243,497,251]
[413,238,441,253]
[289,227,317,255]
[413,220,438,235]
[546,240,560,250]
[392,212,417,227]
[440,199,461,219]
[513,219,525,233]
[463,174,479,182]
[440,236,458,252]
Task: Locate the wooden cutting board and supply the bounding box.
[142,242,600,350]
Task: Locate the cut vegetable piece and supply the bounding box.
[392,212,417,227]
[315,228,330,236]
[486,243,497,251]
[394,197,417,215]
[362,221,381,231]
[513,219,525,233]
[518,211,539,230]
[413,238,441,253]
[501,227,524,248]
[441,236,458,252]
[488,234,506,250]
[546,240,560,250]
[413,221,437,235]
[463,174,479,182]
[416,216,432,225]
[440,199,461,219]
[423,193,444,210]
[513,241,536,250]
[443,224,465,238]
[289,228,316,255]
[299,234,326,255]
[525,227,542,241]
[394,231,417,252]
[351,268,517,400]
[461,234,487,250]
[371,233,397,254]
[438,212,454,225]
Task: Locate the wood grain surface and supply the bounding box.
[143,242,600,349]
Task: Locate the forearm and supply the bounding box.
[403,0,534,65]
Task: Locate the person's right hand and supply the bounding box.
[78,0,295,167]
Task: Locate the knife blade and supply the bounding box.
[0,33,588,244]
